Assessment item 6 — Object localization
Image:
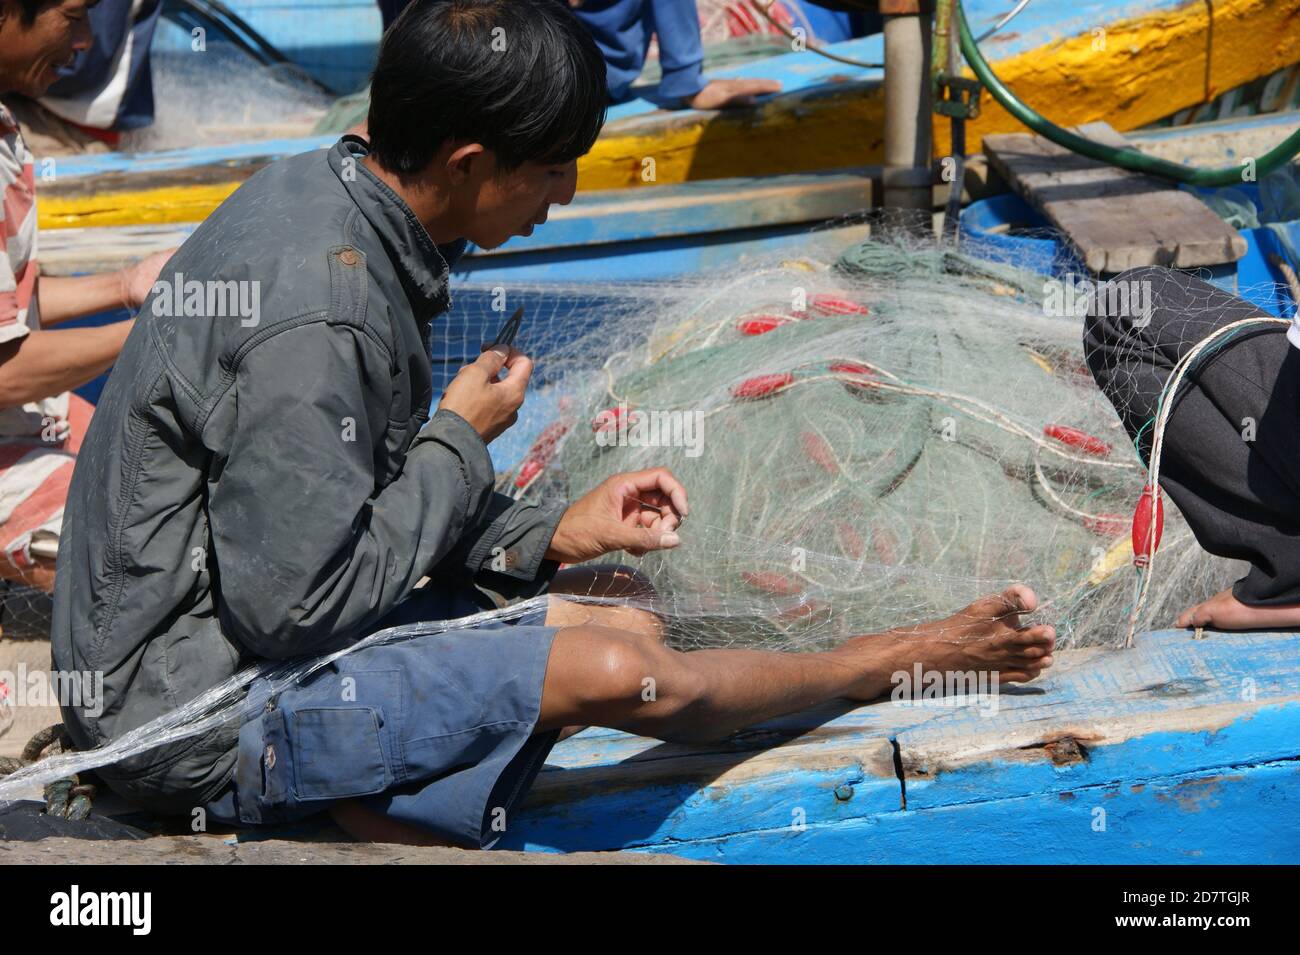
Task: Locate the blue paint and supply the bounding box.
[52,136,336,179]
[618,761,1300,864]
[153,0,383,94]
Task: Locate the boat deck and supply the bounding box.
[503,629,1300,862]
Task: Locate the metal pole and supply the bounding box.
[881,1,934,232]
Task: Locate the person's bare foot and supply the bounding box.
[834,585,1056,702]
[1176,586,1300,630]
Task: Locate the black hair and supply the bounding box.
[14,0,52,24]
[368,0,608,175]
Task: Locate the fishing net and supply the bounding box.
[486,232,1247,653]
[0,583,54,641]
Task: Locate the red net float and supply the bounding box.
[872,524,899,565]
[725,1,762,35]
[514,458,543,488]
[1043,424,1112,457]
[736,315,790,336]
[1131,484,1165,568]
[836,522,866,560]
[811,294,870,316]
[592,406,639,433]
[731,373,794,400]
[828,361,880,391]
[1083,513,1127,538]
[777,599,825,623]
[740,571,803,596]
[524,421,570,466]
[727,0,791,36]
[799,431,838,474]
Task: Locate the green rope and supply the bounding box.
[957,2,1300,187]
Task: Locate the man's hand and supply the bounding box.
[438,346,532,443]
[119,249,177,310]
[684,78,782,110]
[546,467,689,563]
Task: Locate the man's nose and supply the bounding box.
[550,163,579,206]
[72,20,94,50]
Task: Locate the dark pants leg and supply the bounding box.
[1083,266,1300,605]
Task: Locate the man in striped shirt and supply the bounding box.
[0,0,168,591]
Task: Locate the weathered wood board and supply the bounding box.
[503,630,1300,863]
[983,122,1249,273]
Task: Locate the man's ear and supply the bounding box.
[445,143,487,185]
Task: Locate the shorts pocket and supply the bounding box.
[291,706,392,801]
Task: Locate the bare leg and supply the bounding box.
[544,565,664,739]
[544,564,664,642]
[332,586,1054,844]
[538,585,1054,742]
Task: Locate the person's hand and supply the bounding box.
[684,78,782,110]
[438,346,532,443]
[119,248,176,310]
[546,467,689,562]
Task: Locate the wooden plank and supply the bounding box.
[983,122,1249,272]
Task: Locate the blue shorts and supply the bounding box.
[204,586,559,848]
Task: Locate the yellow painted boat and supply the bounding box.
[37,0,1300,229]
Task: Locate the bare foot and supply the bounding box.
[834,585,1056,701]
[1176,586,1300,630]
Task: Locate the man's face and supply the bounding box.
[457,155,579,251]
[0,0,94,99]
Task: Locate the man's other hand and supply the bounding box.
[120,249,177,310]
[546,467,689,563]
[684,78,782,110]
[439,346,532,443]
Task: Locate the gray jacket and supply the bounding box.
[51,138,566,813]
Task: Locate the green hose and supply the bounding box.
[956,1,1300,187]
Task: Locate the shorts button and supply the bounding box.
[338,248,359,266]
[265,744,276,770]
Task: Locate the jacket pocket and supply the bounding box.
[290,706,392,800]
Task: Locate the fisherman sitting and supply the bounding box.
[0,0,168,591]
[1086,266,1300,631]
[53,0,1053,847]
